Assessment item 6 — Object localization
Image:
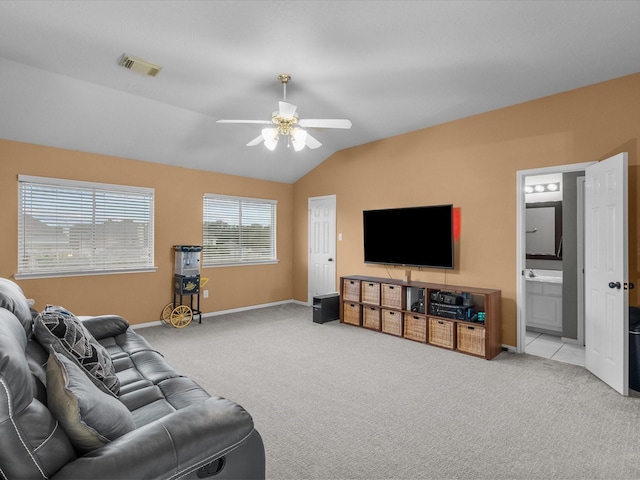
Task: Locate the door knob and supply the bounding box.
[328,258,333,262]
[625,282,635,290]
[609,281,621,289]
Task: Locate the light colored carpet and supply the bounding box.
[138,303,640,479]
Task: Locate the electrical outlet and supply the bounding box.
[203,290,209,298]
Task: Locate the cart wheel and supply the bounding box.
[161,303,174,324]
[171,305,192,328]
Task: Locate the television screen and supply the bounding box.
[363,204,454,269]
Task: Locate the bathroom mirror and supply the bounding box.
[525,201,562,260]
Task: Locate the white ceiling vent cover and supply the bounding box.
[118,54,162,77]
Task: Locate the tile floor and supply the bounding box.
[525,330,585,366]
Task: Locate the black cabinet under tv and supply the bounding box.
[340,275,502,360]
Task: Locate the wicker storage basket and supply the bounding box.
[381,283,403,309]
[404,313,427,342]
[428,317,454,349]
[343,302,361,326]
[457,324,486,356]
[381,309,402,336]
[361,281,380,304]
[363,306,381,330]
[342,279,360,302]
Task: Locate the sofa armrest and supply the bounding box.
[79,315,130,340]
[51,396,261,480]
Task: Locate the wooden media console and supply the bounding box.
[340,275,502,360]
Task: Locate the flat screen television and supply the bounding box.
[363,204,454,269]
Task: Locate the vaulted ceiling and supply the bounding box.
[1,1,640,183]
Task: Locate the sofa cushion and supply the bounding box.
[79,314,130,340]
[46,350,136,454]
[0,309,77,479]
[33,305,120,395]
[0,278,33,337]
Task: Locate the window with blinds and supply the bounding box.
[17,175,155,278]
[203,194,276,266]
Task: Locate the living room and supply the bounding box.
[1,1,640,478]
[2,71,638,349]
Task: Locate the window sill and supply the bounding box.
[203,260,279,268]
[14,267,158,280]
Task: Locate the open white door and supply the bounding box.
[308,195,337,302]
[584,152,629,395]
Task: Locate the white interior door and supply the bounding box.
[308,195,336,302]
[584,152,629,395]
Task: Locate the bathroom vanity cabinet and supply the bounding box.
[526,279,563,333]
[340,275,502,360]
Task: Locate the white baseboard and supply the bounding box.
[131,299,304,330]
[131,320,164,329]
[291,299,311,307]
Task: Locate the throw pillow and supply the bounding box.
[46,350,135,454]
[33,305,120,396]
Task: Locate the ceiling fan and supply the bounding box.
[216,74,352,151]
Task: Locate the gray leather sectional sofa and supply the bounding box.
[0,278,265,479]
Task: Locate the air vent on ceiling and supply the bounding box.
[118,54,162,77]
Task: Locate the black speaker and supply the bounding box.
[313,293,340,323]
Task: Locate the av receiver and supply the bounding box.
[428,301,478,322]
[429,290,463,305]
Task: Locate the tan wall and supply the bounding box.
[0,140,294,324]
[292,73,640,347]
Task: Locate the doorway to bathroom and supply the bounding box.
[518,154,630,395]
[516,162,593,366]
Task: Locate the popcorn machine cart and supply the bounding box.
[161,245,207,328]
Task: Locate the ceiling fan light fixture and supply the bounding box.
[262,128,278,151]
[291,128,307,151]
[217,73,351,153]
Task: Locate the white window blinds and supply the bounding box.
[203,194,276,266]
[18,175,155,278]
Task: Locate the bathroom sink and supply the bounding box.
[525,269,563,283]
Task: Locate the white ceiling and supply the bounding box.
[1,1,640,184]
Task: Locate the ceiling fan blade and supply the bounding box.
[305,132,322,150]
[298,118,352,129]
[217,119,272,125]
[246,135,264,147]
[278,101,297,119]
